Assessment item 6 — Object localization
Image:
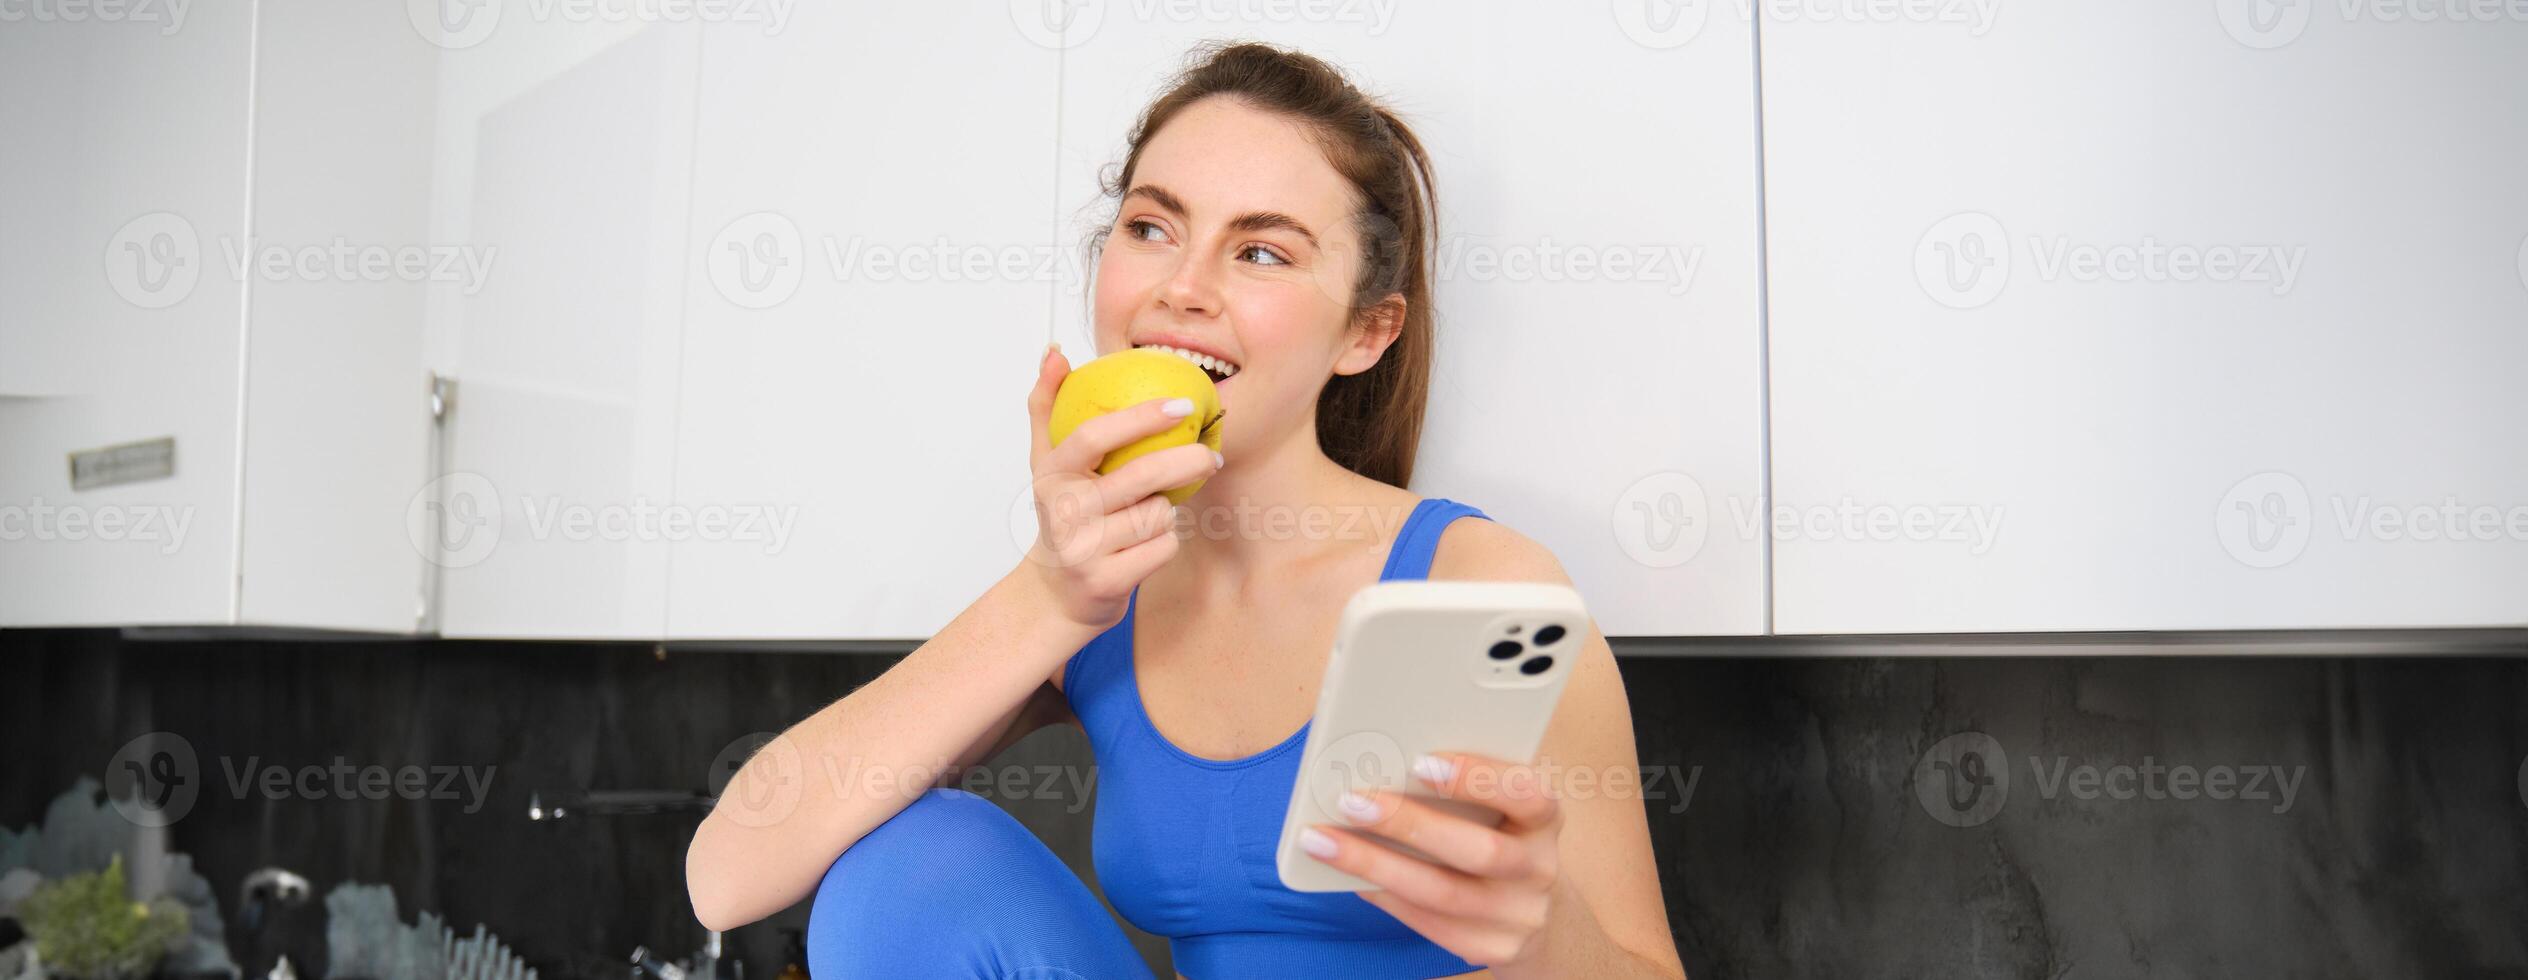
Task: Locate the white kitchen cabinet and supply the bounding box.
[658,6,1064,640]
[0,1,438,632]
[1044,5,1771,636]
[1760,5,2528,632]
[424,22,700,639]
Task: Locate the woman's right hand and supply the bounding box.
[1020,345,1225,632]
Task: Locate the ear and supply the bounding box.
[1331,295,1406,377]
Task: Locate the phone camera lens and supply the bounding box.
[1488,640,1523,660]
[1520,656,1554,675]
[1533,624,1566,646]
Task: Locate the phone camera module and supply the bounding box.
[1533,624,1566,646]
[1488,640,1523,661]
[1519,655,1554,676]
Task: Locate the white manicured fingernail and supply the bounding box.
[1300,826,1338,859]
[1338,791,1382,823]
[1161,397,1194,417]
[1211,450,1225,469]
[1412,754,1457,785]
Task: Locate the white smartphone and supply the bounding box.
[1274,579,1590,892]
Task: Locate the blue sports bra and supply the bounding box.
[1060,497,1492,979]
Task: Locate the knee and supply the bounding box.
[828,788,1023,884]
[809,788,1030,923]
[808,788,1146,980]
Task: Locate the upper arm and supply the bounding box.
[1430,518,1688,975]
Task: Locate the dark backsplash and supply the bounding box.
[4,631,2524,979]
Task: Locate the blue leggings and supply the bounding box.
[807,788,1158,979]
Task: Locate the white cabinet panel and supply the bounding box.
[1761,5,2528,631]
[663,6,1061,639]
[1,2,437,632]
[433,27,698,638]
[235,0,441,632]
[0,8,253,626]
[1049,7,1769,636]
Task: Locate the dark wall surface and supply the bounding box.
[4,631,2523,979]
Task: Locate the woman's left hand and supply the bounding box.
[1299,751,1569,968]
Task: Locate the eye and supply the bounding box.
[1239,244,1289,267]
[1125,219,1167,243]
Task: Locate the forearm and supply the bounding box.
[684,566,1099,931]
[1495,879,1687,980]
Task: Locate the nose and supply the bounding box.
[1157,250,1222,318]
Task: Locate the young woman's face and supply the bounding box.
[1092,95,1389,460]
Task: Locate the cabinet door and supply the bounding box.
[1761,6,2528,632]
[664,7,1063,639]
[431,24,700,638]
[235,0,440,632]
[1048,6,1769,636]
[0,5,255,626]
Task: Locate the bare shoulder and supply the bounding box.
[1427,509,1571,584]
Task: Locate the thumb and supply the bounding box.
[1028,342,1069,461]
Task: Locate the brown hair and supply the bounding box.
[1086,40,1440,489]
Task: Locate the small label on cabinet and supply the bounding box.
[69,436,176,491]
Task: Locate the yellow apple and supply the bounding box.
[1048,347,1225,506]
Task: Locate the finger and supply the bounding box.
[1331,789,1539,882]
[1090,442,1221,510]
[1304,824,1505,920]
[1027,344,1069,469]
[1414,753,1561,831]
[1046,397,1200,476]
[1099,514,1183,584]
[1092,492,1179,556]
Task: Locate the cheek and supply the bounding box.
[1228,284,1343,367]
[1091,249,1147,341]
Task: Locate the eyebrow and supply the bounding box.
[1123,184,1321,251]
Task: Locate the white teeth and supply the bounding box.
[1136,343,1239,378]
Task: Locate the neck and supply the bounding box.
[1170,427,1401,589]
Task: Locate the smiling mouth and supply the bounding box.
[1134,343,1240,384]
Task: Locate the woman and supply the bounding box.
[686,41,1685,980]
